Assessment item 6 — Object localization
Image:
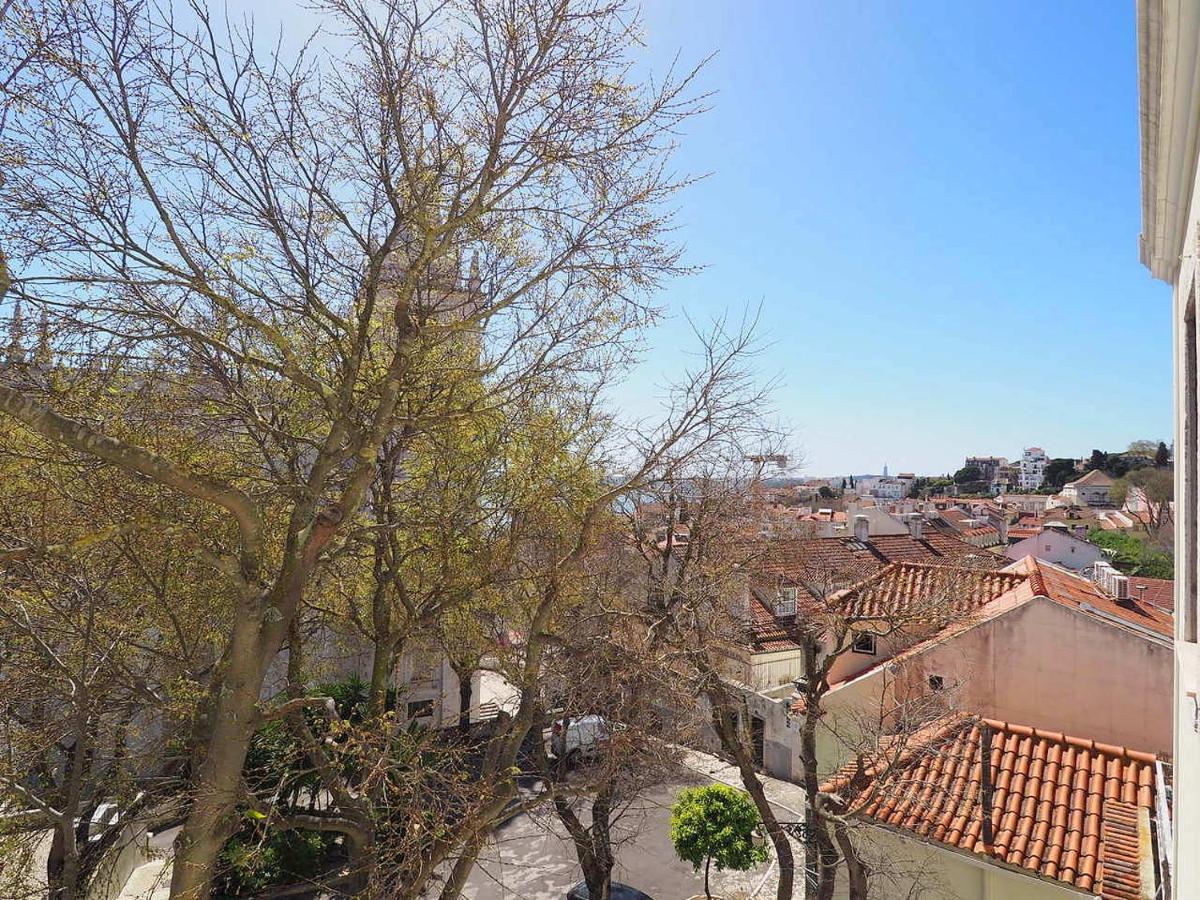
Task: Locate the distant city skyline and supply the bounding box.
[805,439,1169,480]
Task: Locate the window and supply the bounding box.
[774,586,797,617]
[852,632,876,655]
[407,699,434,720]
[928,674,945,692]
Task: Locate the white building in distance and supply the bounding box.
[1016,446,1048,491]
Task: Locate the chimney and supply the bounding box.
[853,515,870,542]
[908,515,923,540]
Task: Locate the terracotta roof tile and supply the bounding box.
[833,562,1026,621]
[822,715,1157,898]
[1006,557,1173,639]
[740,533,999,654]
[1127,576,1174,612]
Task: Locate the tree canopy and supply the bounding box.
[669,784,769,900]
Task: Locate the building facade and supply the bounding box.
[1061,468,1116,507]
[1138,1,1200,892]
[1016,446,1048,491]
[965,455,1007,482]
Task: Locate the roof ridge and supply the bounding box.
[980,718,1157,763]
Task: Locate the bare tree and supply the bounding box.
[0,0,708,894]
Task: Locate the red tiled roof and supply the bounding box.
[740,533,1002,656]
[833,563,1027,621]
[821,715,1157,899]
[746,531,996,590]
[1007,557,1174,639]
[1007,526,1042,540]
[746,583,802,652]
[1127,576,1174,612]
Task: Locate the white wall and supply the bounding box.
[1003,530,1103,571]
[833,827,1087,899]
[915,598,1170,753]
[808,597,1172,779]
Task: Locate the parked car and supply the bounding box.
[566,880,654,899]
[550,714,610,764]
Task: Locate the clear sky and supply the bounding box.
[225,1,1171,478]
[614,1,1173,477]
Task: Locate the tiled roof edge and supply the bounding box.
[980,719,1158,764]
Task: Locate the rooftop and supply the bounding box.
[1127,576,1174,612]
[821,714,1157,899]
[832,562,1026,622]
[1006,556,1173,640]
[1066,469,1116,488]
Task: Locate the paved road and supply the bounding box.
[462,754,807,900]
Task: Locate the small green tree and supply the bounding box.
[669,784,769,899]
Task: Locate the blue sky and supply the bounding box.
[228,1,1171,477]
[614,1,1172,476]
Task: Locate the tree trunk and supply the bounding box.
[834,820,870,899]
[457,666,474,736]
[704,855,712,900]
[799,710,838,900]
[367,634,394,719]
[707,690,794,900]
[169,613,272,899]
[586,781,616,900]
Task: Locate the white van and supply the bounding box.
[550,714,610,764]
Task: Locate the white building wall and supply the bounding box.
[834,828,1091,899]
[812,598,1172,777]
[1138,1,1200,891]
[1003,530,1104,571]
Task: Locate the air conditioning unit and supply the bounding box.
[1091,561,1117,594]
[1111,575,1129,601]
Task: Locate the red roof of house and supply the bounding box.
[1127,576,1174,612]
[746,582,803,652]
[821,715,1157,899]
[1007,526,1042,540]
[742,531,996,594]
[833,562,1026,622]
[1007,557,1174,639]
[740,533,998,653]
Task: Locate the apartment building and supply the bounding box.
[1017,446,1049,491]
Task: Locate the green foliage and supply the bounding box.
[1156,442,1171,467]
[1085,448,1156,479]
[314,674,374,722]
[215,829,335,897]
[669,784,768,887]
[1106,453,1152,479]
[1127,439,1159,457]
[1086,529,1174,578]
[818,485,835,499]
[1043,458,1078,491]
[953,465,982,485]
